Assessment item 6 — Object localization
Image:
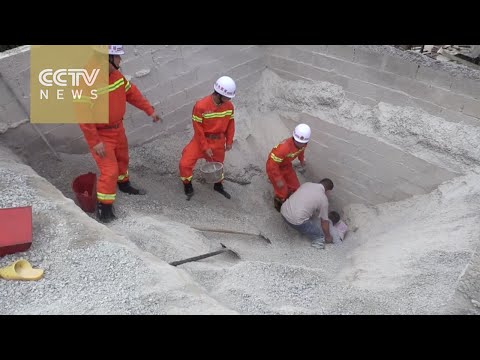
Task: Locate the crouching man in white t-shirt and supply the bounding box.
[280,178,334,250]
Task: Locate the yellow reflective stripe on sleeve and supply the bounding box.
[97,78,125,95]
[286,148,305,158]
[270,153,284,163]
[125,81,131,92]
[203,110,233,119]
[97,192,116,200]
[180,176,193,182]
[192,115,203,123]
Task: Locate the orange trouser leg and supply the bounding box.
[179,140,203,184]
[91,132,119,205]
[267,172,289,201]
[267,165,299,201]
[116,130,130,184]
[283,167,300,197]
[179,139,226,184]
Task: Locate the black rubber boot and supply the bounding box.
[118,181,146,195]
[184,182,194,196]
[96,202,116,223]
[213,182,231,199]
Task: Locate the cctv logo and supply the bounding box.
[38,68,100,100]
[39,69,100,87]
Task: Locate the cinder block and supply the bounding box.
[392,75,433,99]
[18,68,31,99]
[353,47,384,69]
[196,60,225,83]
[461,97,480,118]
[236,70,262,91]
[221,46,263,69]
[156,58,189,80]
[289,48,314,65]
[415,66,453,90]
[120,57,153,78]
[229,58,265,80]
[296,63,333,83]
[451,77,480,100]
[329,74,349,89]
[353,66,397,89]
[438,108,480,126]
[152,46,182,66]
[248,57,266,74]
[185,80,211,103]
[143,80,174,106]
[379,87,411,107]
[312,53,337,71]
[326,46,355,62]
[133,67,162,92]
[164,101,195,128]
[171,69,198,93]
[294,45,328,54]
[267,46,293,58]
[0,83,15,106]
[430,87,468,112]
[265,55,289,71]
[2,101,27,126]
[177,45,208,59]
[267,56,300,75]
[128,109,152,128]
[160,90,187,115]
[345,78,380,99]
[229,60,254,81]
[383,55,419,78]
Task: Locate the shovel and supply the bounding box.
[169,243,240,267]
[191,226,272,244]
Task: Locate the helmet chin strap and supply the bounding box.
[109,55,119,70]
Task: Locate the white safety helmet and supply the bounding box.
[293,123,311,143]
[108,45,125,55]
[214,76,236,98]
[93,45,125,55]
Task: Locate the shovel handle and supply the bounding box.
[169,248,231,266]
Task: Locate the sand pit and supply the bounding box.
[1,68,477,314]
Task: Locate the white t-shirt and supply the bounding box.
[281,182,329,225]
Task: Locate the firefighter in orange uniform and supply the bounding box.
[77,45,162,223]
[179,76,236,200]
[266,123,311,211]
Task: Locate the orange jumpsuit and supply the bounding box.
[179,95,235,184]
[266,137,307,201]
[78,70,154,205]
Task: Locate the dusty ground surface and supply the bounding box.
[1,69,479,315]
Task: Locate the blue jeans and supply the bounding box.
[283,216,324,244]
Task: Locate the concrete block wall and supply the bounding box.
[283,114,459,210]
[0,45,265,156]
[264,45,480,126]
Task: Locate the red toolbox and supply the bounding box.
[0,206,33,257]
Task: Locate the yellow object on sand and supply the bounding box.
[0,259,44,281]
